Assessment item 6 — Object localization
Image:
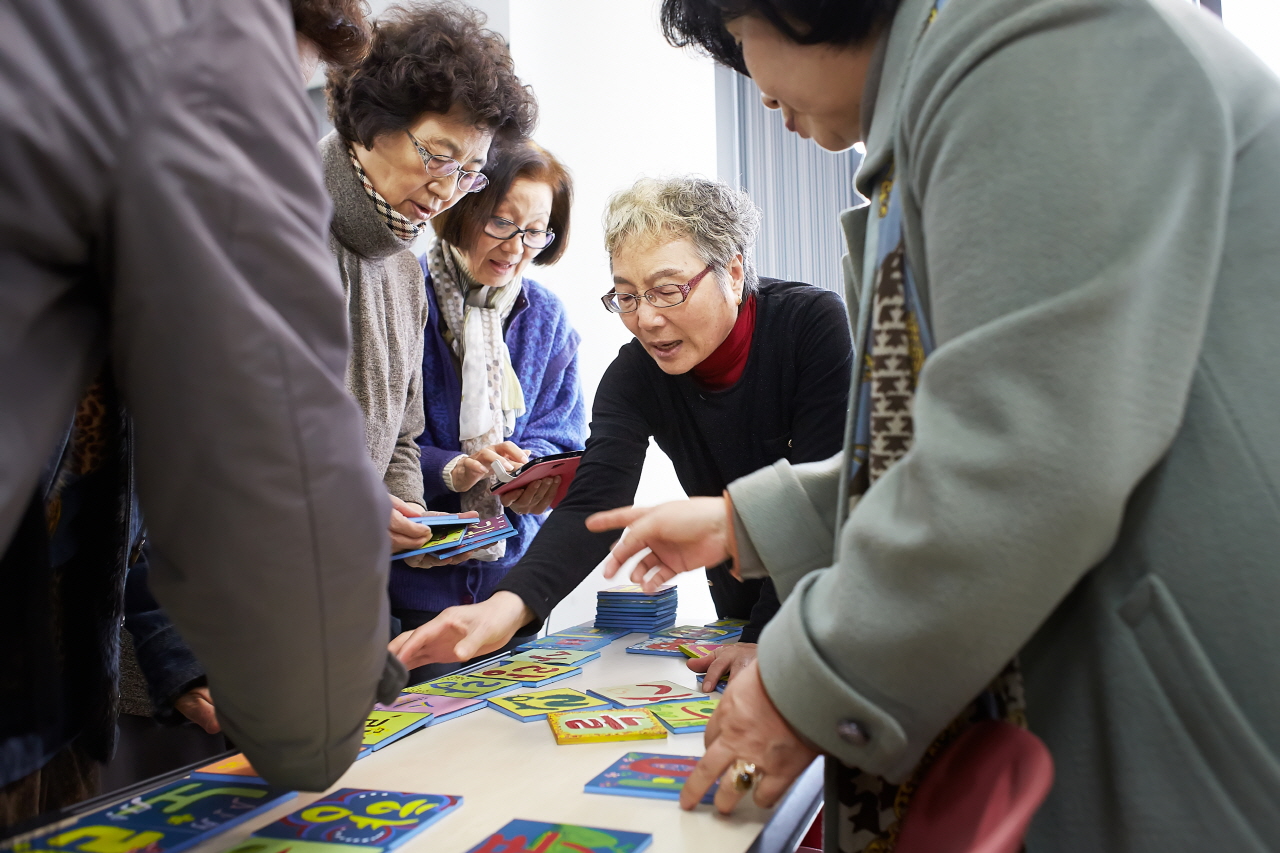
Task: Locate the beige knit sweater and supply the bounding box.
[320,131,427,507]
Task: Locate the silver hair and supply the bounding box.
[603,175,762,293]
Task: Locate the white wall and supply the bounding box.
[503,1,720,628]
[1223,0,1280,77]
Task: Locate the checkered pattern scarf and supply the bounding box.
[349,147,420,241]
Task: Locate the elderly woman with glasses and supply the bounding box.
[389,174,852,675]
[321,1,536,558]
[386,140,587,677]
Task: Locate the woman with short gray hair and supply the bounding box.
[389,175,853,671]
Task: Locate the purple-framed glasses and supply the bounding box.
[601,264,714,314]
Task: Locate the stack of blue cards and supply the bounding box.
[594,584,678,632]
[392,514,518,560]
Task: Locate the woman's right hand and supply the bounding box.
[687,642,758,692]
[388,590,535,669]
[450,441,529,493]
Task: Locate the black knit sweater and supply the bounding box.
[495,279,853,642]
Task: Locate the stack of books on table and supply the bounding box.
[594,584,678,633]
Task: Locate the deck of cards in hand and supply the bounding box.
[594,584,677,633]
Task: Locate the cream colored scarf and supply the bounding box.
[426,239,526,558]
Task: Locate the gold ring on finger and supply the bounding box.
[728,759,760,793]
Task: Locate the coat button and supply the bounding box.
[787,439,793,448]
[837,720,869,745]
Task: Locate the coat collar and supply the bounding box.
[320,130,413,260]
[856,0,940,197]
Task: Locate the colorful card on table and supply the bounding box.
[462,819,651,853]
[363,712,430,751]
[17,779,297,853]
[647,697,721,734]
[514,635,612,653]
[376,692,485,723]
[552,623,633,639]
[506,648,600,666]
[487,688,611,722]
[467,661,579,686]
[624,638,690,658]
[597,583,676,598]
[649,625,741,641]
[402,674,519,700]
[704,618,750,629]
[190,753,262,784]
[677,642,729,659]
[252,788,462,849]
[584,753,717,803]
[695,674,727,693]
[223,839,371,853]
[546,708,668,745]
[587,681,701,708]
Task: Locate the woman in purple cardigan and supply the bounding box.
[391,140,586,676]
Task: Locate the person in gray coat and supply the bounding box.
[591,0,1280,850]
[0,0,403,811]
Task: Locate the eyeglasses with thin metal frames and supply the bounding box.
[405,131,489,193]
[485,216,556,250]
[601,264,714,314]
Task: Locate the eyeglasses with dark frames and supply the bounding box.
[405,131,489,193]
[601,265,714,314]
[484,215,556,250]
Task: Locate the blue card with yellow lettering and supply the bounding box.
[251,789,463,849]
[10,778,296,853]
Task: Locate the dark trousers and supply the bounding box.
[0,742,99,831]
[392,608,538,686]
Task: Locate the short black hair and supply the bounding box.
[435,140,573,267]
[660,0,901,75]
[327,0,537,149]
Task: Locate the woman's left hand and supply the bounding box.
[688,642,757,692]
[499,475,560,515]
[680,659,820,814]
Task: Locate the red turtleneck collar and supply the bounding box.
[691,293,757,392]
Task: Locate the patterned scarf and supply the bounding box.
[349,146,420,241]
[426,239,526,559]
[835,4,1026,850]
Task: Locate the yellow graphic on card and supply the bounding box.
[546,708,668,744]
[469,662,577,683]
[507,649,597,666]
[362,712,427,746]
[488,688,610,718]
[648,697,721,731]
[589,680,700,707]
[677,643,727,659]
[194,752,257,777]
[402,674,517,699]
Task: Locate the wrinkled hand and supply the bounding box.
[688,642,757,693]
[499,475,560,515]
[388,591,534,669]
[451,442,529,493]
[174,686,221,735]
[388,494,431,551]
[681,660,819,813]
[586,497,732,592]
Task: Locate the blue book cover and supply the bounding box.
[514,635,613,653]
[584,753,717,803]
[462,819,651,853]
[362,711,431,752]
[252,789,462,849]
[552,624,633,639]
[21,779,298,853]
[623,638,690,657]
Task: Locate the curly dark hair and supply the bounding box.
[326,0,538,149]
[660,0,901,75]
[292,0,371,67]
[435,140,573,267]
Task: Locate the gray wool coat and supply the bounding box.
[0,0,400,791]
[319,132,428,508]
[728,0,1280,848]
